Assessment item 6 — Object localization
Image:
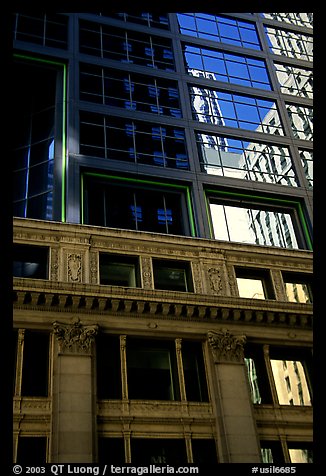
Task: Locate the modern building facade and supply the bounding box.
[12,13,313,465]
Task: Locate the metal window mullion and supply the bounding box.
[221,203,231,242]
[99,24,104,59]
[128,73,133,111]
[154,78,160,116]
[103,115,108,159]
[43,13,47,47]
[162,194,169,233]
[133,191,138,230]
[159,124,166,168]
[101,66,105,105]
[132,121,137,164]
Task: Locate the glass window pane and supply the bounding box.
[237,277,265,299]
[270,359,312,406]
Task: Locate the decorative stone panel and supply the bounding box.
[52,317,98,354]
[207,328,246,363]
[140,256,153,289]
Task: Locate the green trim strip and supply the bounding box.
[205,189,312,250]
[13,54,67,222]
[81,172,196,237]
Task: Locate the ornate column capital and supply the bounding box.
[207,328,246,363]
[53,317,98,354]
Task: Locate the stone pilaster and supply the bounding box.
[207,329,261,463]
[52,318,98,462]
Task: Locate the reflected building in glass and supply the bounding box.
[12,13,313,465]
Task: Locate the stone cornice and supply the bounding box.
[13,283,312,329]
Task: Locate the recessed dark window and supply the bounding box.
[192,439,218,466]
[21,330,50,397]
[13,13,68,49]
[153,259,193,292]
[96,334,122,400]
[127,338,180,401]
[98,437,125,463]
[17,436,47,464]
[131,438,187,465]
[182,341,208,402]
[100,253,140,287]
[13,244,49,279]
[260,440,284,464]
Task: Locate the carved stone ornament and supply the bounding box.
[207,329,246,363]
[207,267,223,294]
[67,253,82,282]
[53,318,98,354]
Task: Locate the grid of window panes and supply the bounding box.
[94,13,170,29]
[80,63,182,117]
[262,13,313,29]
[12,12,313,244]
[182,43,272,90]
[80,112,188,169]
[190,87,285,135]
[79,20,175,70]
[177,13,261,50]
[264,26,313,61]
[285,103,313,140]
[274,63,313,98]
[196,132,298,186]
[13,13,68,49]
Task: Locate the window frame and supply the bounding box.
[152,258,194,292]
[99,252,141,287]
[235,266,275,300]
[82,172,196,237]
[205,189,312,250]
[13,244,49,280]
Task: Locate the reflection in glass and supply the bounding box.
[209,202,299,249]
[262,13,313,29]
[80,112,188,169]
[13,61,57,220]
[289,448,313,463]
[299,149,313,188]
[79,20,175,70]
[286,104,313,140]
[284,281,312,303]
[274,63,313,99]
[80,64,182,117]
[183,44,271,90]
[271,359,311,406]
[265,26,313,61]
[95,13,169,29]
[245,358,262,403]
[190,87,284,135]
[197,133,297,186]
[177,13,261,50]
[237,277,265,299]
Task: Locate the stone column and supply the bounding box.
[52,318,98,462]
[207,329,261,463]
